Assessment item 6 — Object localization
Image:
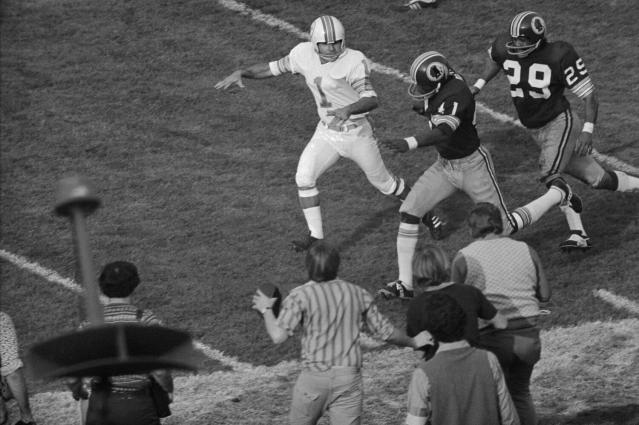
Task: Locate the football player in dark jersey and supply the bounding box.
[471,11,639,251]
[377,51,575,300]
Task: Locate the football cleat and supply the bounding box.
[291,232,320,252]
[377,280,414,299]
[550,178,583,213]
[559,231,592,251]
[422,212,446,240]
[392,0,438,12]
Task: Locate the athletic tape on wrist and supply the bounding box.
[582,122,594,133]
[405,136,419,150]
[473,79,486,90]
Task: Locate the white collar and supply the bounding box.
[437,340,470,353]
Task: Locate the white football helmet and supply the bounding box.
[309,16,346,62]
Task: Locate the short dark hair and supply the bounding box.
[406,292,466,343]
[412,245,450,287]
[98,261,140,298]
[306,241,340,282]
[468,202,503,238]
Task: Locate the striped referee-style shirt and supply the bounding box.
[276,279,395,371]
[81,302,160,390]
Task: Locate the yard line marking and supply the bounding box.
[0,249,82,294]
[594,289,639,315]
[217,0,639,176]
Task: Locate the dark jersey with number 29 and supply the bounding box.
[419,73,480,160]
[490,33,594,129]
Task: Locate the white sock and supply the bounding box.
[615,171,639,192]
[302,206,323,239]
[397,223,419,289]
[560,204,586,235]
[510,186,563,231]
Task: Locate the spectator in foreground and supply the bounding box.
[405,292,519,425]
[407,245,507,347]
[252,241,420,425]
[452,202,551,425]
[0,311,36,425]
[66,261,173,425]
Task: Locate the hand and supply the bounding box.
[252,289,276,314]
[326,107,351,130]
[379,138,410,153]
[469,85,481,97]
[411,99,426,115]
[214,70,245,90]
[575,131,593,156]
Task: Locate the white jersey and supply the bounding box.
[269,42,376,126]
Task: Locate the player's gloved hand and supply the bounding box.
[380,138,410,153]
[214,70,245,90]
[575,131,593,156]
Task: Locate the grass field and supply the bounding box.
[1,0,638,424]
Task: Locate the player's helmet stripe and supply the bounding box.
[409,51,442,82]
[321,16,336,43]
[510,11,534,37]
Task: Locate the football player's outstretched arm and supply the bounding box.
[215,63,275,90]
[326,96,378,127]
[470,58,501,97]
[380,125,449,154]
[575,91,599,156]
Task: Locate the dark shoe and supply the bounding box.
[550,178,583,213]
[392,0,438,11]
[291,232,319,252]
[422,212,446,240]
[559,230,591,251]
[377,280,414,299]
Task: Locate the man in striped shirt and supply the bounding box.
[252,241,417,425]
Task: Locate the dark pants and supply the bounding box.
[479,326,541,425]
[86,387,160,425]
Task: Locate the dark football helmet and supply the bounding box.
[506,11,546,57]
[408,51,451,100]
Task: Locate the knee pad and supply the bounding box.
[400,212,421,224]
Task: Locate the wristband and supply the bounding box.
[260,306,272,315]
[582,122,594,134]
[405,136,419,150]
[473,79,486,91]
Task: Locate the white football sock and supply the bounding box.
[510,186,564,231]
[615,171,639,192]
[397,222,420,289]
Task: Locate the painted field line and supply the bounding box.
[217,0,639,176]
[594,289,639,315]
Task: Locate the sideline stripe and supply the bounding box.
[216,0,639,176]
[594,289,639,315]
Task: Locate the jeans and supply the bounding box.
[289,366,362,425]
[86,387,160,425]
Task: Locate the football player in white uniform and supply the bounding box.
[216,16,442,251]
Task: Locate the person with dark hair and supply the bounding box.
[252,241,419,425]
[66,261,174,425]
[407,245,507,347]
[405,293,519,425]
[0,311,36,425]
[451,202,551,425]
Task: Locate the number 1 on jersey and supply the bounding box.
[314,77,332,107]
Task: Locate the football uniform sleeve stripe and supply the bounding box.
[269,56,292,76]
[570,77,594,98]
[351,77,376,97]
[431,114,460,132]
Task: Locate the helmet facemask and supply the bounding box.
[310,16,346,62]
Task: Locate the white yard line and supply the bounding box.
[216,0,639,176]
[594,289,639,315]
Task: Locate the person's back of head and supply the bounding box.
[99,261,140,298]
[467,202,503,239]
[412,245,451,287]
[306,241,340,282]
[406,292,466,344]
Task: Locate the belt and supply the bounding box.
[320,120,360,132]
[506,316,538,330]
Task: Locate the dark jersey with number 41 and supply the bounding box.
[490,33,594,129]
[418,73,480,160]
